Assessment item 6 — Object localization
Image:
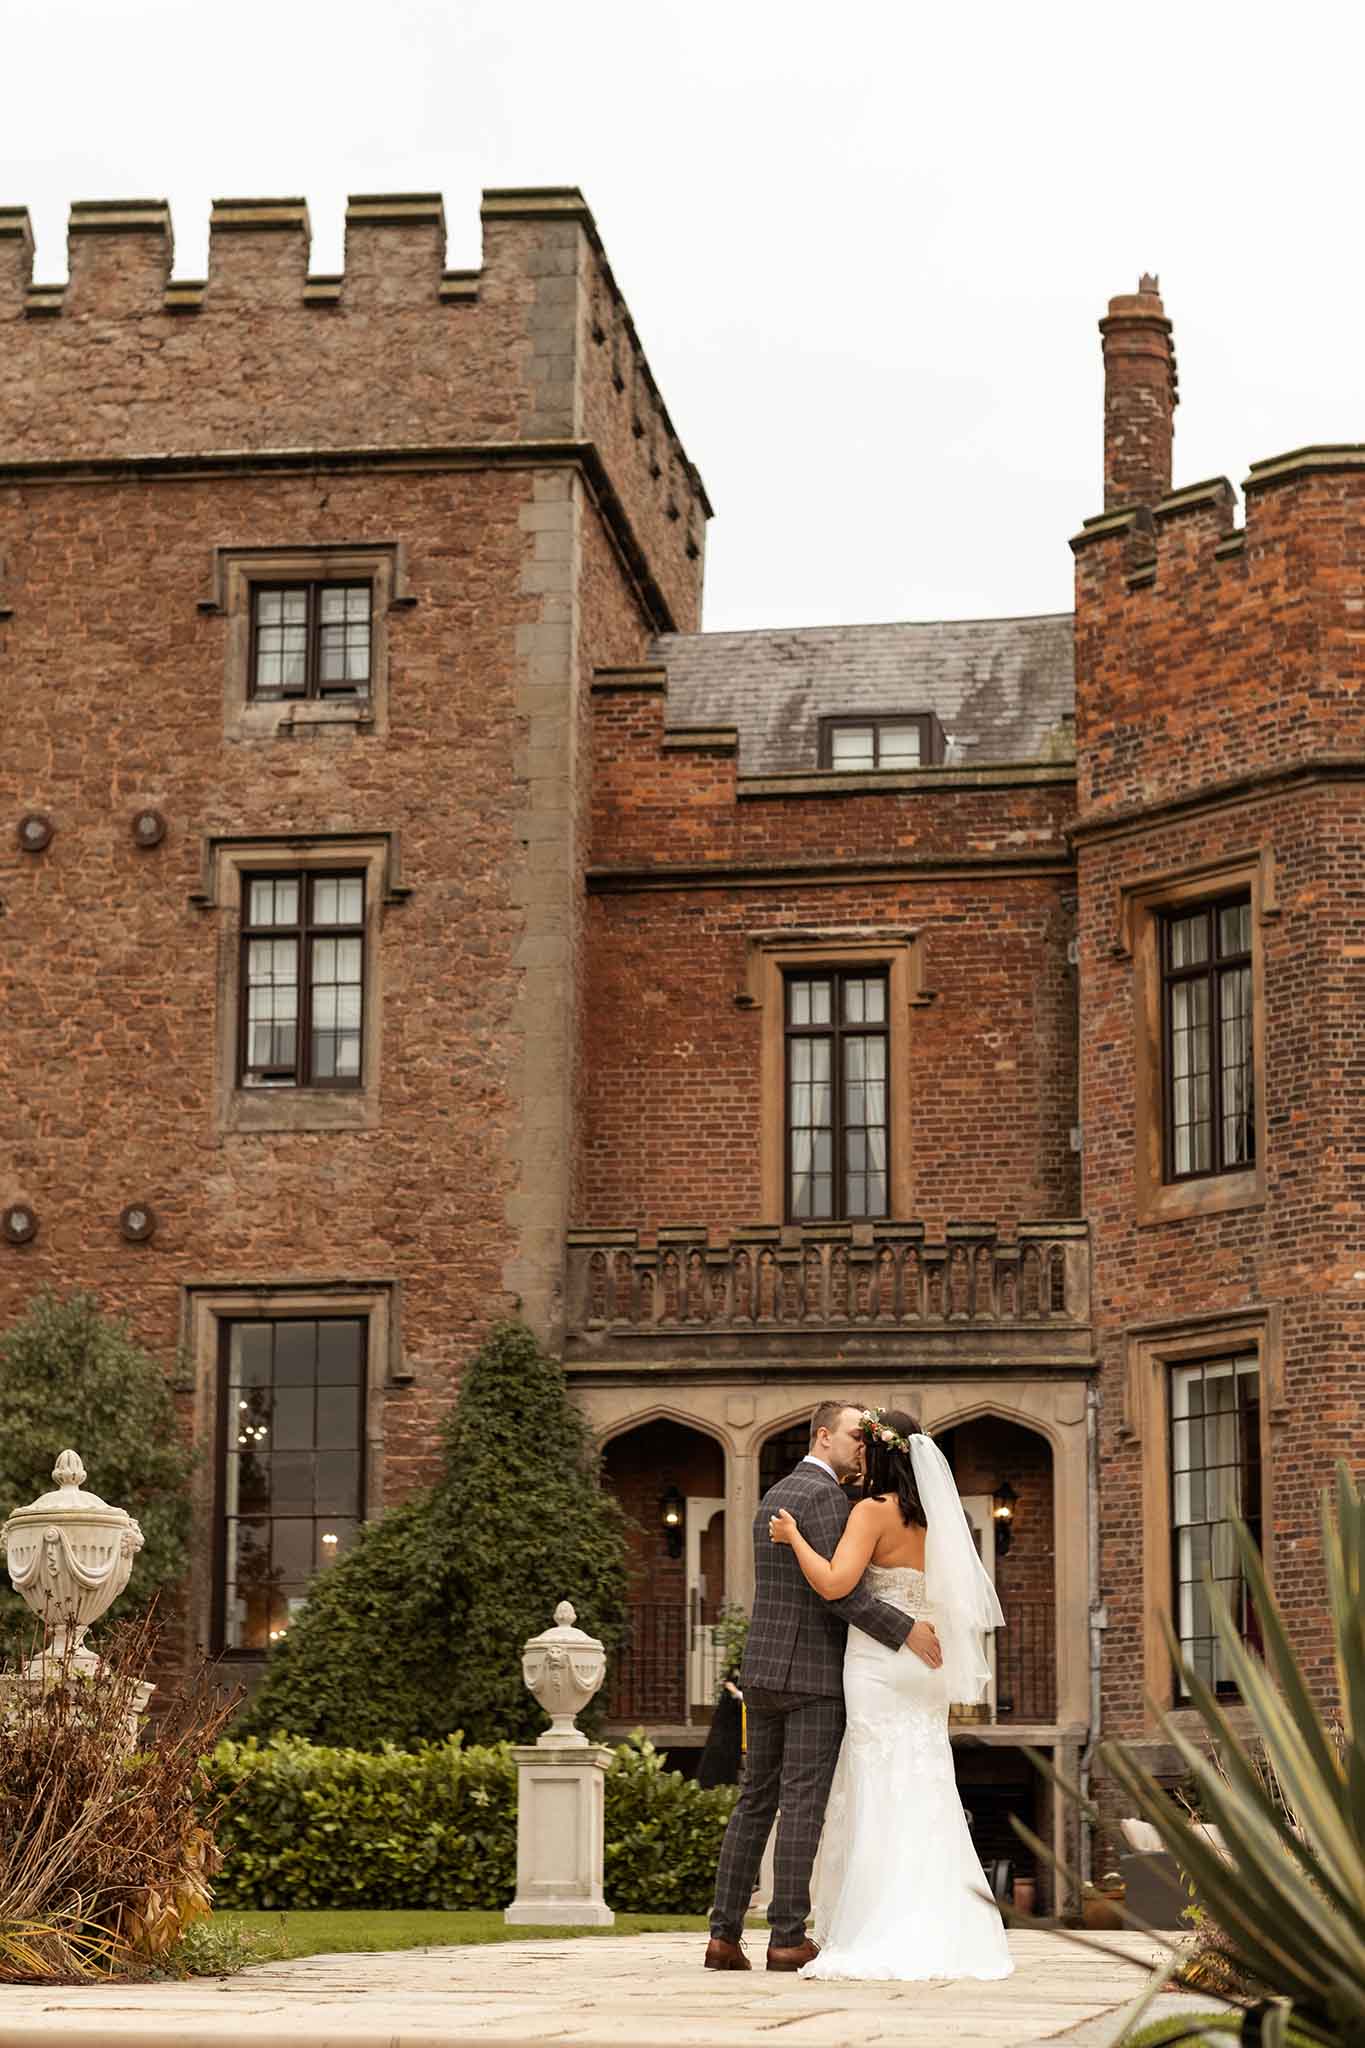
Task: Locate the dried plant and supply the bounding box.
[0,1610,239,1980]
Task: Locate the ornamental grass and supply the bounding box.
[0,1612,238,1981]
[1024,1465,1365,2048]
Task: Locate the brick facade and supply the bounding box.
[3,198,1358,1899]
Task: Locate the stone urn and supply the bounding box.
[1,1450,145,1676]
[521,1601,606,1746]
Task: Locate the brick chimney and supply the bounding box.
[1099,274,1178,511]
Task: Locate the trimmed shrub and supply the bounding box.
[238,1322,629,1749]
[207,1734,737,1914]
[0,1291,193,1657]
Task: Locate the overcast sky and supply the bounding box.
[9,0,1363,634]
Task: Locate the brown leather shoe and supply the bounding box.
[766,1936,819,1971]
[704,1935,751,1971]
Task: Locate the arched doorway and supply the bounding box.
[602,1418,727,1728]
[935,1412,1057,1907]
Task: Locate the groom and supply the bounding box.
[705,1400,942,1972]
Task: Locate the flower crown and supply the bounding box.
[858,1408,917,1456]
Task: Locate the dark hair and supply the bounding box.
[808,1399,852,1449]
[858,1408,927,1527]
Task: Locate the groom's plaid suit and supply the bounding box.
[708,1457,917,1948]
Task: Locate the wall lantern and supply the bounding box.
[659,1485,685,1560]
[992,1480,1018,1557]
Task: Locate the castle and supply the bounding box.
[2,191,1358,1897]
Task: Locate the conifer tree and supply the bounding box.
[0,1291,193,1654]
[242,1322,628,1748]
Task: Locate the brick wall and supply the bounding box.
[1076,459,1365,1751]
[581,681,1079,1233]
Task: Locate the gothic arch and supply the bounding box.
[597,1403,735,1458]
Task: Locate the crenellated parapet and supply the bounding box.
[1073,441,1365,827]
[0,185,707,632]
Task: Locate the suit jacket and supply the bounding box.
[739,1459,915,1696]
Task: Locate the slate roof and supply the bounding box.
[652,613,1075,774]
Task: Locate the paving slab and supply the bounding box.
[0,1929,1219,2048]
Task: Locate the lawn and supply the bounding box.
[215,1909,719,1963]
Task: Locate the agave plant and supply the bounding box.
[1038,1463,1365,2048]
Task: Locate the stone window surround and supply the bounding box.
[743,929,928,1223]
[199,542,415,741]
[1119,1302,1283,1733]
[181,1278,405,1661]
[196,832,407,1134]
[1117,850,1274,1226]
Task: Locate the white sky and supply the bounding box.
[8,0,1364,633]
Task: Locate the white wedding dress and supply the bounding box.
[801,1563,1014,1982]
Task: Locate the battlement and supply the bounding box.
[1076,421,1365,829]
[0,185,707,631]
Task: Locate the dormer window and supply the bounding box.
[819,712,945,771]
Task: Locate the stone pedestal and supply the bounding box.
[504,1599,614,1928]
[504,1742,615,1927]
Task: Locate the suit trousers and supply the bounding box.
[709,1689,846,1947]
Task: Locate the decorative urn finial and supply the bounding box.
[520,1599,607,1746]
[1,1449,145,1674]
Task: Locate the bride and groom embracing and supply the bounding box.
[705,1401,1013,1983]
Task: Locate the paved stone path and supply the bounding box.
[0,1929,1227,2048]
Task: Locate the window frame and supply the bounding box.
[248,580,374,703]
[747,930,926,1224]
[783,967,891,1222]
[1168,1353,1263,1701]
[184,1281,400,1668]
[1123,854,1270,1227]
[237,869,367,1093]
[1121,1305,1281,1730]
[203,835,394,1135]
[212,1314,369,1659]
[203,542,413,740]
[1160,892,1254,1184]
[818,712,944,771]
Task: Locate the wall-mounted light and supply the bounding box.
[659,1485,685,1560]
[119,1203,156,1242]
[992,1480,1018,1557]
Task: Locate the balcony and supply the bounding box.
[565,1220,1090,1368]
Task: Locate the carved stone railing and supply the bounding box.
[564,1221,1089,1357]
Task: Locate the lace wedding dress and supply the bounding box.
[801,1564,1013,1982]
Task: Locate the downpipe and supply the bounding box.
[1078,1378,1106,1889]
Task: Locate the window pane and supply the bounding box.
[274,1323,317,1386]
[1170,1358,1260,1699]
[248,877,300,928]
[316,1450,362,1514]
[1169,911,1209,969]
[1220,963,1254,1165]
[790,982,810,1027]
[878,725,921,766]
[831,726,875,770]
[317,1384,362,1451]
[229,1324,273,1389]
[269,1452,314,1513]
[1218,900,1252,957]
[317,1321,363,1384]
[313,876,364,927]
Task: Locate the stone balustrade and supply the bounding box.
[564,1221,1090,1364]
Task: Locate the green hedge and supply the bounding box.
[207,1734,738,1914]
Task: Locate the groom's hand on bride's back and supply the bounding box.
[905,1619,943,1668]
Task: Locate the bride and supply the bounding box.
[768,1407,1013,1982]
